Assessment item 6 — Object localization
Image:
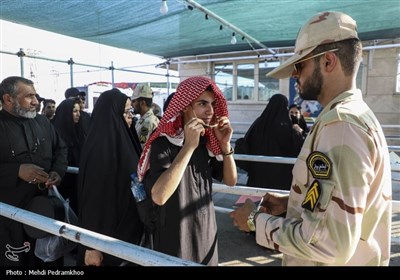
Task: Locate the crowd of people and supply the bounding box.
[0,11,393,267]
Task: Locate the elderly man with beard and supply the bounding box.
[0,76,68,266]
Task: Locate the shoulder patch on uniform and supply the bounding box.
[140,126,149,136]
[306,151,332,179]
[302,180,321,212]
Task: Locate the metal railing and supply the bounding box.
[231,123,400,142]
[0,202,200,266]
[1,182,398,266]
[67,152,400,174]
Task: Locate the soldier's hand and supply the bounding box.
[260,192,289,216]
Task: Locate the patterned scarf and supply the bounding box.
[137,76,228,181]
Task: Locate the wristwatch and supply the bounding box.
[247,208,259,232]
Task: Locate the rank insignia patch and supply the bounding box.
[140,126,149,136]
[302,180,321,212]
[306,151,332,179]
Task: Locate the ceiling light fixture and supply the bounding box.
[231,32,237,45]
[183,0,275,54]
[160,0,168,14]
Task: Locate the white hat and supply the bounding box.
[267,11,359,79]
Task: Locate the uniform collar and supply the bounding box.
[141,108,155,119]
[317,89,362,119]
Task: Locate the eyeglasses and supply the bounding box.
[123,108,134,116]
[294,49,339,73]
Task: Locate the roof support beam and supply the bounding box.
[170,42,400,64]
[183,0,276,55]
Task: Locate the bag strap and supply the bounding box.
[49,185,77,224]
[49,185,61,198]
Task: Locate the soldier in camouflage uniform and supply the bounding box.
[230,11,392,266]
[131,84,159,148]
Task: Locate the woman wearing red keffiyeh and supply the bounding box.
[138,76,237,265]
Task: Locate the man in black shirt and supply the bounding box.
[0,76,68,266]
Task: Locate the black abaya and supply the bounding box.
[77,89,143,265]
[241,94,304,190]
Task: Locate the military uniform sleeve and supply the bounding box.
[139,116,159,146]
[255,121,376,265]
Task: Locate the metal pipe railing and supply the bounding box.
[1,182,398,265]
[233,154,400,173]
[67,151,400,174]
[0,202,200,266]
[389,146,400,152]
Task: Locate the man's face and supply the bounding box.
[11,82,37,118]
[78,95,85,110]
[44,102,56,118]
[297,62,323,101]
[132,99,141,115]
[187,90,216,126]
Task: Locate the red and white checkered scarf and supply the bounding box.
[137,76,228,181]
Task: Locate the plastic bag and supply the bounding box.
[34,185,78,262]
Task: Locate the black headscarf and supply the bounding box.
[289,104,309,133]
[52,98,85,166]
[52,98,87,214]
[77,89,143,265]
